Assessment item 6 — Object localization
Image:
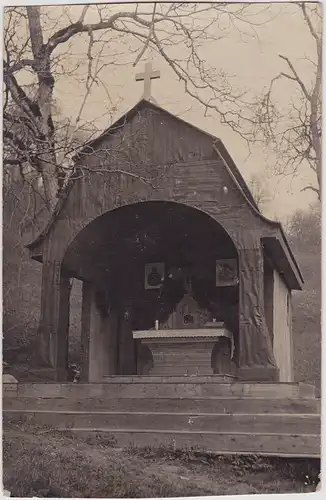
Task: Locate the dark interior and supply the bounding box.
[63,201,239,339]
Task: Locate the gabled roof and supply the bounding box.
[25,98,303,288]
[73,98,259,211]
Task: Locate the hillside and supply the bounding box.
[291,250,321,394]
[287,207,321,395]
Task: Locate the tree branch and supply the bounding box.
[279,54,310,101]
[4,63,42,128]
[46,11,155,54]
[133,3,157,67]
[301,185,320,197]
[5,58,36,73]
[300,3,321,46]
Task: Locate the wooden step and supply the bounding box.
[8,380,316,400]
[3,396,320,414]
[4,410,320,435]
[55,428,321,458]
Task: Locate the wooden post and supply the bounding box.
[81,284,117,382]
[118,314,137,375]
[237,245,279,381]
[103,310,119,376]
[37,260,71,381]
[56,274,72,380]
[80,282,103,382]
[80,281,91,382]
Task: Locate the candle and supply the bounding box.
[155,320,159,330]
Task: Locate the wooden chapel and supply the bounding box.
[27,68,303,383]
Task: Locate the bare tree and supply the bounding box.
[3,3,276,212]
[286,202,321,248]
[248,172,274,212]
[254,3,322,200]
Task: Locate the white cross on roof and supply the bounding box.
[135,61,160,101]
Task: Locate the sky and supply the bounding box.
[13,1,320,222]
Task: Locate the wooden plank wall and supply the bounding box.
[273,270,293,382]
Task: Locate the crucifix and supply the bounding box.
[135,61,160,101]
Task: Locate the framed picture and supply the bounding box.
[216,259,238,287]
[145,262,165,290]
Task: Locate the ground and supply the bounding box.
[3,421,320,497]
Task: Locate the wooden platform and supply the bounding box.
[3,377,321,458]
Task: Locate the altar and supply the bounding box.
[133,325,234,376]
[132,264,237,376]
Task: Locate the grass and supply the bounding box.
[3,421,320,498]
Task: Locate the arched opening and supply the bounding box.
[62,201,239,380]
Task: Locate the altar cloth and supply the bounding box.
[133,327,234,359]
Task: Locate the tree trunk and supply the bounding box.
[40,161,59,211]
[27,6,58,211]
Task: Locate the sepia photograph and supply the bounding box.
[2,1,321,497]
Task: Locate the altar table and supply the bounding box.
[132,328,234,376]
